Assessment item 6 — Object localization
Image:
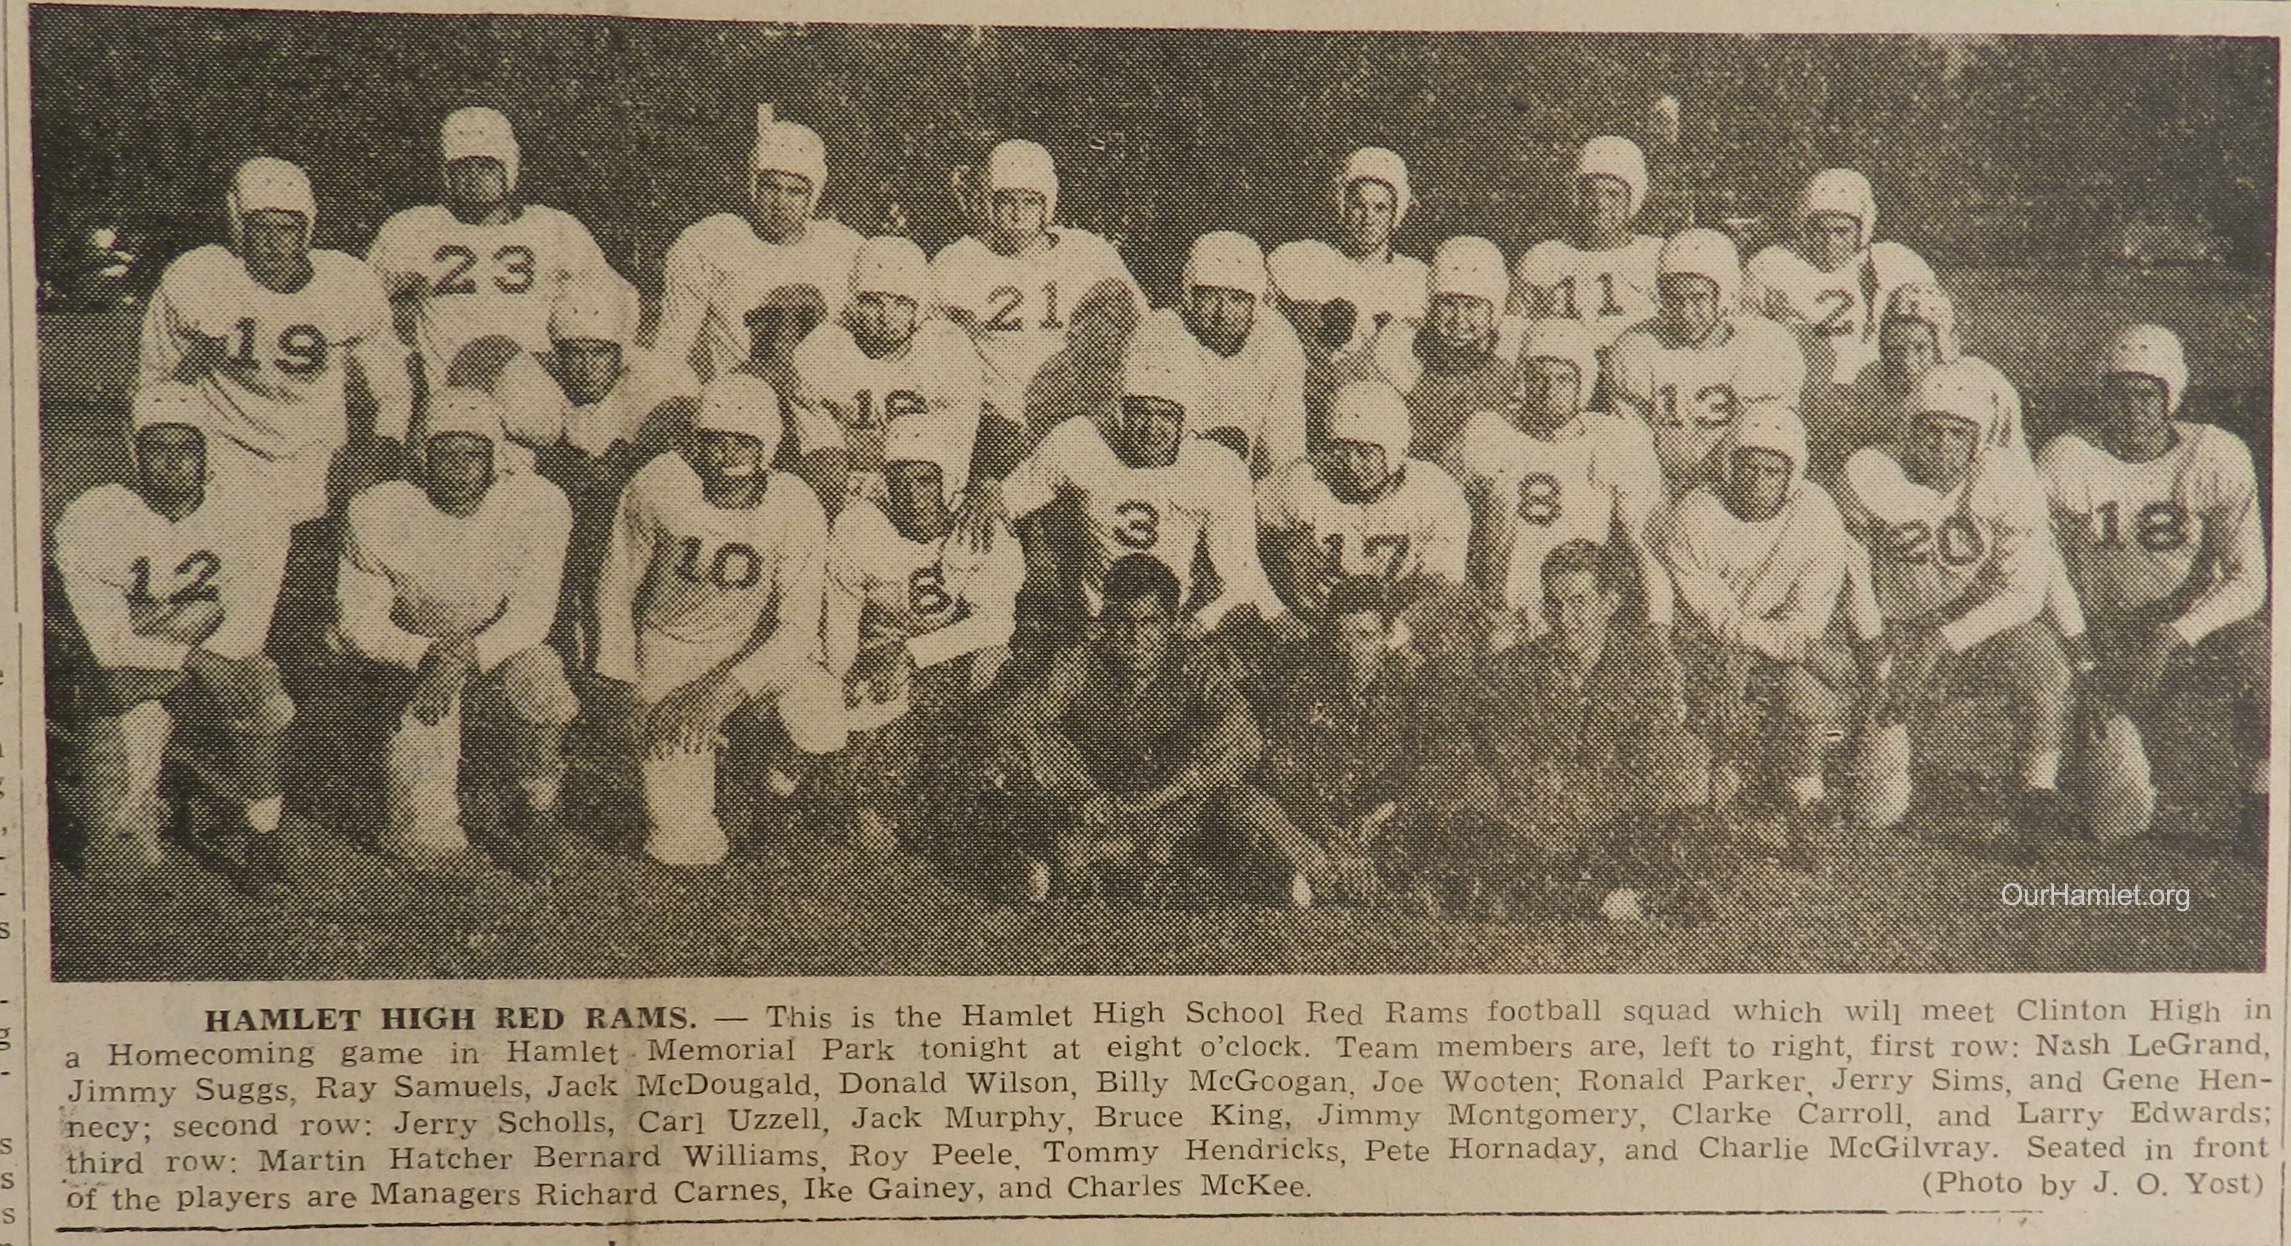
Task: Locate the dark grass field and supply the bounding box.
[39,265,2273,979]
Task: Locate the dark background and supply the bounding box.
[29,13,2278,297]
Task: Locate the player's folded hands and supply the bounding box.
[644,672,743,759]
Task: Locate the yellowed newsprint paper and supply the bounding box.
[4,0,2287,1240]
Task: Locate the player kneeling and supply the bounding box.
[1258,379,1468,620]
[987,555,1330,908]
[593,375,843,868]
[1656,403,1884,868]
[2040,325,2268,853]
[1834,360,2075,841]
[51,385,295,888]
[334,390,578,874]
[818,417,1022,857]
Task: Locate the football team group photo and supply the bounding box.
[32,13,2275,977]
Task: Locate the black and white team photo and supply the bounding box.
[30,13,2275,977]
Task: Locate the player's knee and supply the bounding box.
[495,646,579,726]
[775,669,851,757]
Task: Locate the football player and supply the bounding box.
[651,120,864,386]
[50,384,296,885]
[1656,402,1883,863]
[2039,325,2268,848]
[1381,236,1521,460]
[333,390,577,873]
[1745,168,1939,391]
[819,416,1023,851]
[592,374,843,868]
[139,157,412,525]
[1325,147,1432,353]
[486,275,698,670]
[1258,380,1468,618]
[1512,136,1666,347]
[366,107,614,386]
[1806,281,2022,484]
[1834,359,2075,836]
[954,337,1290,638]
[1608,228,1806,496]
[1132,231,1307,476]
[1443,319,1670,635]
[1267,237,1392,444]
[789,235,985,514]
[931,139,1141,461]
[986,553,1329,906]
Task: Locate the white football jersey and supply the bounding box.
[1655,480,1870,662]
[366,204,613,374]
[2040,423,2267,643]
[52,482,294,669]
[336,473,570,673]
[824,500,1024,677]
[1000,416,1279,625]
[138,245,408,457]
[1256,456,1469,585]
[1512,235,1665,347]
[788,319,985,501]
[1327,251,1431,357]
[1442,410,1668,615]
[1606,315,1807,493]
[1744,242,1937,390]
[593,453,827,699]
[930,228,1140,426]
[1137,308,1308,475]
[653,214,865,384]
[491,346,698,461]
[1835,444,2048,652]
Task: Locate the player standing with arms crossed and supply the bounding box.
[1324,147,1432,355]
[592,374,844,868]
[2039,325,2268,852]
[652,119,863,387]
[50,385,297,888]
[367,107,615,390]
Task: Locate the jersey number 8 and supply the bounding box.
[1518,473,1563,526]
[1111,501,1160,550]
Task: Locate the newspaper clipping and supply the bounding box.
[6,0,2287,1240]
